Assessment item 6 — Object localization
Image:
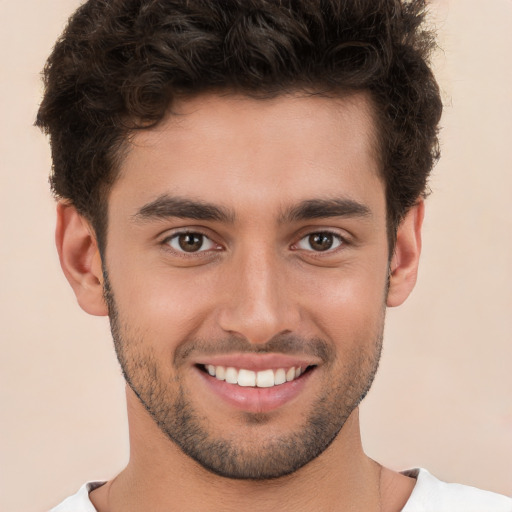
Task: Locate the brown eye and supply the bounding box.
[167,232,216,253]
[296,232,343,252]
[178,233,203,252]
[309,233,333,251]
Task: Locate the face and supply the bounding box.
[103,92,390,479]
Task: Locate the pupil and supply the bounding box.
[309,233,333,251]
[178,233,203,252]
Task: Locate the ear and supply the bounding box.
[55,202,108,316]
[386,201,424,307]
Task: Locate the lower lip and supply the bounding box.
[196,367,314,413]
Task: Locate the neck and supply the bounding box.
[91,388,410,512]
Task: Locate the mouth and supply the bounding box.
[197,363,315,388]
[194,357,318,413]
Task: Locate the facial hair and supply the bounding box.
[103,270,384,480]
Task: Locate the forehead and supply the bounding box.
[112,92,384,218]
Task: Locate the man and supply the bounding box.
[36,0,512,510]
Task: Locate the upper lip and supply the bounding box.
[194,353,320,371]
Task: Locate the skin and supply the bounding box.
[57,92,422,511]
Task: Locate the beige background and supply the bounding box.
[1,1,511,510]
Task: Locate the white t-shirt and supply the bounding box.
[49,468,512,512]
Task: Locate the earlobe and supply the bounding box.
[386,201,424,308]
[55,202,108,316]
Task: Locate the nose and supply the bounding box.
[217,246,301,345]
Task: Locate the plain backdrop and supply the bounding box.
[0,1,511,511]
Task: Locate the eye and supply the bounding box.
[295,232,344,252]
[166,232,217,253]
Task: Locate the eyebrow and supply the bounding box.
[133,195,371,225]
[280,198,372,223]
[133,195,235,223]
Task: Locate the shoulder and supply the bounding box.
[49,481,105,512]
[401,468,512,512]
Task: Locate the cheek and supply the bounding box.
[107,258,220,353]
[299,261,388,344]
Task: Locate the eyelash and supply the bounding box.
[161,229,348,256]
[293,231,346,253]
[162,231,221,256]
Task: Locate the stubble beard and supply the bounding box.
[103,271,384,480]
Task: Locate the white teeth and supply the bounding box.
[238,369,256,387]
[256,369,275,388]
[204,364,309,388]
[274,368,286,385]
[215,366,226,381]
[225,367,238,384]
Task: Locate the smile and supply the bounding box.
[195,354,319,412]
[202,364,311,388]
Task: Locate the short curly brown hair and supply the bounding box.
[36,0,442,253]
